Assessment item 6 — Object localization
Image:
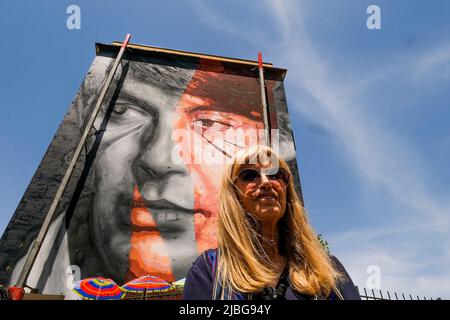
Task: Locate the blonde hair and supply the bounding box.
[215,145,344,299]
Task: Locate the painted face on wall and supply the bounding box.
[173,61,266,255]
[1,50,300,293]
[84,59,269,283]
[86,60,196,282]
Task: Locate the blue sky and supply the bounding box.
[1,0,450,298]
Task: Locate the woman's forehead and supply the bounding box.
[234,161,281,172]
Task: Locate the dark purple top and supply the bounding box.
[183,249,361,300]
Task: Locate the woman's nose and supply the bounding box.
[259,173,272,189]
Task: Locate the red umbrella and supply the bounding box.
[122,275,173,298]
[73,277,124,300]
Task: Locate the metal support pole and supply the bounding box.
[258,52,271,148]
[15,34,132,289]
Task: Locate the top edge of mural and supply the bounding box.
[94,42,287,81]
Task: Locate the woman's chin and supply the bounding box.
[257,207,283,219]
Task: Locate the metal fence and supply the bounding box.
[356,286,442,300]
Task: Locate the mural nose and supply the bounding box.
[139,116,187,179]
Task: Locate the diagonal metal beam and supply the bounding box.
[15,34,132,289]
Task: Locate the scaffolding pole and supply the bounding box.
[15,34,132,289]
[258,52,271,148]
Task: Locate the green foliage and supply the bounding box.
[317,234,330,253]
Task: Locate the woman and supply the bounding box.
[183,146,360,300]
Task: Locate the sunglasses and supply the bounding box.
[234,167,291,187]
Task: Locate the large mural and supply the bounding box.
[0,43,302,298]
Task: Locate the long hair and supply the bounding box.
[215,145,344,299]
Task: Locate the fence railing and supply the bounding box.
[0,284,443,301]
[356,286,442,300]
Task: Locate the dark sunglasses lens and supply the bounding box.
[280,169,290,184]
[267,168,290,185]
[239,169,260,182]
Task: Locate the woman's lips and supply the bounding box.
[255,191,278,201]
[258,196,277,201]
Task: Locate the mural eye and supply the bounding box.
[195,119,231,132]
[114,105,128,114]
[201,119,215,128]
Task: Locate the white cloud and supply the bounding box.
[339,247,450,299]
[191,0,264,45]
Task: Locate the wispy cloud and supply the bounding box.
[264,0,450,298]
[193,0,450,298]
[191,0,265,46]
[263,0,449,224]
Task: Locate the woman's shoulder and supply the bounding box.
[328,254,361,300]
[182,249,218,300]
[329,255,347,272]
[200,248,218,266]
[201,248,218,259]
[328,254,353,281]
[189,248,218,275]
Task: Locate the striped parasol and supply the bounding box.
[122,275,173,294]
[172,278,185,294]
[172,278,185,289]
[73,277,125,300]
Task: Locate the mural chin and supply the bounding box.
[131,188,198,281]
[89,189,132,281]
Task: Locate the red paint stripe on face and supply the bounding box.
[126,186,175,283]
